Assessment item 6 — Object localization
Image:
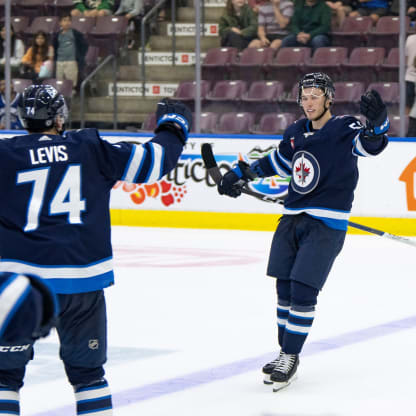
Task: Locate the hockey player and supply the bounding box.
[0,84,192,415]
[216,72,389,391]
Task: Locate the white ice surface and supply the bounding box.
[20,226,416,416]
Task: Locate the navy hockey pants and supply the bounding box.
[267,213,346,290]
[0,290,107,390]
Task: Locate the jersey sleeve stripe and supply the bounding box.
[122,145,146,182]
[269,151,291,178]
[144,143,164,183]
[352,133,376,158]
[0,274,31,338]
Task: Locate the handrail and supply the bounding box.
[141,0,175,97]
[80,54,117,129]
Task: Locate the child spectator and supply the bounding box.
[219,0,258,50]
[248,0,294,50]
[0,25,25,72]
[0,79,23,130]
[20,31,54,81]
[71,0,114,17]
[114,0,144,49]
[53,15,88,93]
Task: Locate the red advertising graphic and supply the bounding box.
[399,157,416,210]
[113,179,187,207]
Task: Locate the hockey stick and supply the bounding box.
[201,143,416,248]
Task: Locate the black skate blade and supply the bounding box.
[263,374,273,385]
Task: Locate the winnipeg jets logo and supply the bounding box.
[291,151,320,194]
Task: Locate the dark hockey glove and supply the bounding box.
[154,98,193,145]
[359,89,389,136]
[218,161,257,198]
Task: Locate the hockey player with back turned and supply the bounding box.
[216,72,389,392]
[0,84,192,415]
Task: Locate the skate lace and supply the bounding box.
[269,351,283,365]
[275,353,296,374]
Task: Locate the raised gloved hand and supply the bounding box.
[359,89,389,135]
[218,161,257,198]
[154,98,193,144]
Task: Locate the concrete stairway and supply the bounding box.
[72,2,223,128]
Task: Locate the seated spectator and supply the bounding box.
[391,0,416,21]
[0,25,25,72]
[0,79,23,130]
[348,0,388,24]
[20,31,54,81]
[53,15,88,93]
[406,34,416,116]
[71,0,114,17]
[249,0,294,50]
[219,0,258,50]
[115,0,144,49]
[280,0,331,51]
[325,0,348,28]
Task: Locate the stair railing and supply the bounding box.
[80,54,118,129]
[141,0,176,97]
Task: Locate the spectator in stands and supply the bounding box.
[219,0,258,50]
[248,0,294,50]
[71,0,114,17]
[0,25,25,73]
[0,79,23,130]
[279,0,331,51]
[115,0,144,49]
[20,31,54,81]
[391,0,416,21]
[53,15,88,94]
[248,0,268,14]
[325,0,349,28]
[348,0,388,24]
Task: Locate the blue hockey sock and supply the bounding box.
[282,306,315,354]
[276,300,290,347]
[0,387,19,415]
[75,379,113,415]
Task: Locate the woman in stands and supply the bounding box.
[21,31,54,82]
[219,0,258,50]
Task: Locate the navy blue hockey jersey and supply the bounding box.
[0,128,184,294]
[256,115,388,230]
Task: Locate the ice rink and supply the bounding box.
[21,225,416,416]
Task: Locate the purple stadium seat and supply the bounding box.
[330,16,373,50]
[201,47,238,81]
[267,47,311,92]
[49,0,76,17]
[173,80,211,112]
[71,16,96,37]
[304,47,349,82]
[367,16,409,53]
[23,16,60,44]
[15,0,52,20]
[240,81,284,118]
[229,47,275,82]
[10,16,29,40]
[388,116,408,137]
[88,16,129,55]
[211,112,255,134]
[380,48,399,83]
[141,113,157,132]
[250,112,296,135]
[12,78,32,94]
[279,83,303,116]
[367,82,399,113]
[204,80,247,113]
[332,82,365,115]
[342,47,385,85]
[193,112,219,133]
